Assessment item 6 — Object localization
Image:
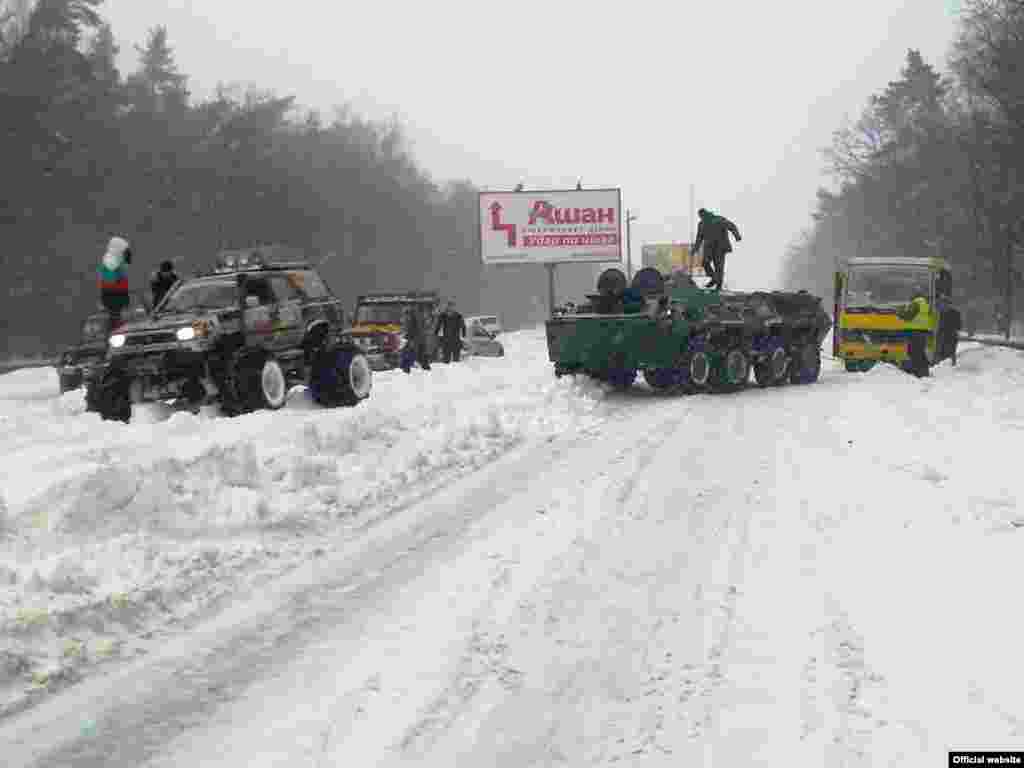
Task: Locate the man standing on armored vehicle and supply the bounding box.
[692,208,741,290]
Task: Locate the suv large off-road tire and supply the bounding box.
[227,352,288,414]
[87,371,132,423]
[309,343,372,407]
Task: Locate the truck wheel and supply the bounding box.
[89,372,132,423]
[310,344,372,407]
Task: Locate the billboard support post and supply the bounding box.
[546,263,556,317]
[625,209,638,281]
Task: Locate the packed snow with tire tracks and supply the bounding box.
[3,332,1024,766]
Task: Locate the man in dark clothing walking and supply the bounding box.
[400,306,432,373]
[692,208,741,290]
[435,300,467,363]
[150,260,179,308]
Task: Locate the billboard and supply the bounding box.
[641,242,705,277]
[479,188,622,265]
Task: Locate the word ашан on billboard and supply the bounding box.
[479,188,622,265]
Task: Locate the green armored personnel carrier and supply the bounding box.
[546,267,832,393]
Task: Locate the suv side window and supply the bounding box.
[245,277,275,306]
[292,270,330,300]
[269,274,300,303]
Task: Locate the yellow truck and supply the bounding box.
[834,256,959,376]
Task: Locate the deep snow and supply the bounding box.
[2,329,1024,766]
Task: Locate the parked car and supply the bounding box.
[462,314,505,357]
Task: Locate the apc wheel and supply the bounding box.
[310,344,372,406]
[755,347,788,386]
[643,367,682,393]
[723,348,750,387]
[790,345,822,384]
[687,350,711,390]
[606,368,637,391]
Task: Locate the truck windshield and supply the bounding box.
[160,280,238,312]
[354,304,406,325]
[846,267,931,307]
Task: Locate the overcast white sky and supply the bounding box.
[102,0,960,290]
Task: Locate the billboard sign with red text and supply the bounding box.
[478,188,623,265]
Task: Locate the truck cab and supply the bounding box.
[834,256,958,374]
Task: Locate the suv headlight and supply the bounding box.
[176,326,196,342]
[109,334,126,348]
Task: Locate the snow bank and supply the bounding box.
[0,329,609,716]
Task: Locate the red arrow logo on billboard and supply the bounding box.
[490,201,517,247]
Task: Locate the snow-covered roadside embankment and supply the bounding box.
[0,329,607,718]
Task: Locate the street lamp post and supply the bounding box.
[625,209,638,280]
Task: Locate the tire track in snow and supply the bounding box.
[6,395,685,768]
[391,407,698,762]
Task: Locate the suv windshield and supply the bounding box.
[354,304,407,325]
[160,280,238,313]
[846,267,931,307]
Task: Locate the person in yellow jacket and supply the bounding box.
[898,294,933,377]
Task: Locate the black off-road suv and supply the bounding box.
[86,247,372,421]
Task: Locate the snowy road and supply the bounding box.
[4,333,1024,765]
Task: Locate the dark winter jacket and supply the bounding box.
[404,308,425,343]
[151,269,178,308]
[435,310,466,343]
[692,211,741,255]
